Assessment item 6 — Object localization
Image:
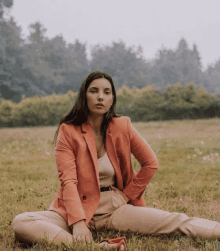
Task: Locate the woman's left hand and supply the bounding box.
[110,185,130,203]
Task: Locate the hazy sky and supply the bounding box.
[10,0,220,70]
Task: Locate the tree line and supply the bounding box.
[0,83,219,128]
[0,0,220,104]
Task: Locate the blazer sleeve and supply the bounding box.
[55,123,86,226]
[122,117,159,201]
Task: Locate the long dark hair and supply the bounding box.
[53,70,120,147]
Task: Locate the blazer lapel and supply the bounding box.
[106,126,124,190]
[82,123,100,188]
[82,121,123,190]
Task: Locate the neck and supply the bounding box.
[86,114,104,135]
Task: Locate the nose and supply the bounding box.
[98,92,104,100]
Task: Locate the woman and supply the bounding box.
[12,71,220,250]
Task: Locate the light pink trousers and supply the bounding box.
[12,189,220,244]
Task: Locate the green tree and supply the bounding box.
[150,47,179,88]
[0,0,13,19]
[41,37,89,94]
[0,17,28,102]
[23,21,53,95]
[64,39,90,93]
[148,38,205,91]
[90,40,149,89]
[204,59,220,93]
[175,38,204,87]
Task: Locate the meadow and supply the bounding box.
[0,118,219,251]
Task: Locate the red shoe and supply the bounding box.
[100,237,127,250]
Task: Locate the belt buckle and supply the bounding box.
[100,186,112,192]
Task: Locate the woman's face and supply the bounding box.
[86,78,114,116]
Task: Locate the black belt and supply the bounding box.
[100,186,112,192]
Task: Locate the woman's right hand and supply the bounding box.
[71,220,126,250]
[71,220,93,243]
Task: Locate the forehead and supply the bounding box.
[88,78,112,89]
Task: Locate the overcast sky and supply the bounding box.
[10,0,220,70]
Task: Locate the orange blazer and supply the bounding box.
[48,116,159,227]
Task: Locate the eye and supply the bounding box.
[90,90,96,93]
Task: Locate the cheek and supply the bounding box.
[86,95,93,105]
[107,96,113,104]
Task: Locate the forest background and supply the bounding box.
[0,0,220,127]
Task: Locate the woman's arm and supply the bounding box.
[55,124,86,226]
[122,117,159,201]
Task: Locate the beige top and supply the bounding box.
[98,152,115,187]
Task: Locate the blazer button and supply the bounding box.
[82,195,86,200]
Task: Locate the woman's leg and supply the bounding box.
[12,211,73,245]
[106,204,220,239]
[12,211,121,250]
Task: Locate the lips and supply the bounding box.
[95,104,104,107]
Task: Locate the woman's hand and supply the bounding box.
[110,185,130,203]
[71,220,126,250]
[71,220,93,243]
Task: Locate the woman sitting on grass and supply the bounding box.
[12,71,220,250]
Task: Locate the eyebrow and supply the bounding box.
[89,87,111,90]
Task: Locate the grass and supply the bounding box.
[0,117,219,250]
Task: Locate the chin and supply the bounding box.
[90,111,106,116]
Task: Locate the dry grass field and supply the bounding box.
[0,118,219,250]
